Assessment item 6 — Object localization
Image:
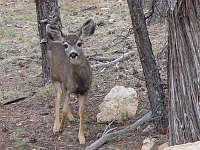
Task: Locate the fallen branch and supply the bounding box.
[3,96,27,105]
[86,111,152,150]
[92,56,118,61]
[91,50,135,68]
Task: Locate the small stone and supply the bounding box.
[18,70,25,77]
[108,30,116,35]
[96,20,105,26]
[158,142,169,150]
[108,18,115,24]
[100,7,110,11]
[141,137,156,150]
[142,125,154,133]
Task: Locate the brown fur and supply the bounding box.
[46,19,95,144]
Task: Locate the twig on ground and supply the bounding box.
[86,111,153,150]
[2,56,35,64]
[91,56,118,61]
[3,96,27,105]
[102,118,117,135]
[103,127,117,135]
[91,50,136,69]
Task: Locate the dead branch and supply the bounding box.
[2,56,35,64]
[86,111,152,150]
[91,56,118,61]
[87,28,134,55]
[3,96,27,105]
[91,50,135,68]
[103,118,117,135]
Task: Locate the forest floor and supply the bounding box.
[0,0,168,149]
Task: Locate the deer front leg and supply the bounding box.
[53,81,62,133]
[60,91,75,131]
[78,95,86,144]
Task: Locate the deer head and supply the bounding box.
[46,19,95,65]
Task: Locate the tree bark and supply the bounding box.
[144,0,167,25]
[167,0,200,145]
[127,0,168,132]
[35,0,62,84]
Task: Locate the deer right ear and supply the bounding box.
[46,24,64,43]
[79,19,96,38]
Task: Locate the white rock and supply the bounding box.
[142,125,154,133]
[158,142,169,150]
[100,8,110,11]
[141,137,156,150]
[108,18,115,24]
[97,85,138,123]
[163,141,200,150]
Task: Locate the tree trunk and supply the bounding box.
[167,0,200,145]
[35,0,62,84]
[145,0,167,25]
[127,0,168,132]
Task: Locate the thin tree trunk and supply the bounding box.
[127,0,168,132]
[167,0,200,145]
[35,0,62,84]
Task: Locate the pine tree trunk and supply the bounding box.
[167,0,200,145]
[127,0,168,132]
[35,0,62,84]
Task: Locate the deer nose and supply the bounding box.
[69,52,78,59]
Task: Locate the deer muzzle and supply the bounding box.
[69,52,78,59]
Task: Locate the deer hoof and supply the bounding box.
[68,114,75,122]
[59,123,65,131]
[53,122,60,133]
[78,135,85,145]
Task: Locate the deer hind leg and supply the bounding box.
[78,94,86,144]
[53,81,62,133]
[59,90,75,131]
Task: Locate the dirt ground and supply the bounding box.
[0,0,168,149]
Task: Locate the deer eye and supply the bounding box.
[77,42,82,47]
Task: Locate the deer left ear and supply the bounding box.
[46,24,64,43]
[79,19,96,38]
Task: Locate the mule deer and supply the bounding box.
[46,19,95,144]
